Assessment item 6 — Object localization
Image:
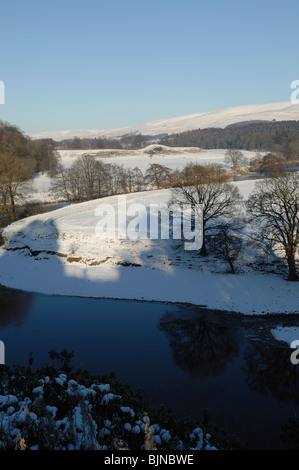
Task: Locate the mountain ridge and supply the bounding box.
[29,101,299,141]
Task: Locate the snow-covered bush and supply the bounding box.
[0,352,244,450]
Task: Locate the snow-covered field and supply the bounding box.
[27,147,263,204]
[1,182,298,316]
[57,146,261,172]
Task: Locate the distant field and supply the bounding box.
[29,146,264,203]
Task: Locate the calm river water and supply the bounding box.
[0,284,298,450]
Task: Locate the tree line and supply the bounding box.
[160,120,299,159]
[0,121,58,223]
[53,156,173,203]
[224,149,299,174]
[55,133,156,150]
[54,121,299,157]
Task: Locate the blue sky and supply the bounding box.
[0,0,298,134]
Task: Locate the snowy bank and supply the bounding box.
[0,187,298,316]
[271,327,299,346]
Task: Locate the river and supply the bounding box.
[0,284,298,449]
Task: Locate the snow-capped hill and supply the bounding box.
[29,101,299,141]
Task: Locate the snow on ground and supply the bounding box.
[31,172,52,193]
[271,327,299,346]
[21,172,58,205]
[0,185,298,315]
[57,146,262,172]
[25,146,262,205]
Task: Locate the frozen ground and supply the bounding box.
[1,183,298,315]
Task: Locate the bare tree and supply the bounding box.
[209,223,242,273]
[258,153,287,176]
[170,163,242,255]
[53,155,112,202]
[247,173,299,281]
[52,162,84,203]
[0,150,34,222]
[145,163,172,189]
[131,166,144,192]
[93,160,111,198]
[123,167,144,193]
[224,149,247,171]
[75,154,98,200]
[103,163,128,195]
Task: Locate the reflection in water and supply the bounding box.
[159,308,241,378]
[0,286,32,327]
[0,283,299,449]
[243,338,299,405]
[242,337,299,449]
[159,307,299,448]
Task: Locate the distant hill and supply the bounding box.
[225,120,271,128]
[29,101,299,141]
[160,120,299,156]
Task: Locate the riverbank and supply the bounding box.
[0,187,298,316]
[0,357,226,450]
[0,246,298,315]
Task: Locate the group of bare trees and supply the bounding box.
[223,149,298,177]
[169,163,299,281]
[53,155,176,203]
[248,151,291,176]
[52,155,145,203]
